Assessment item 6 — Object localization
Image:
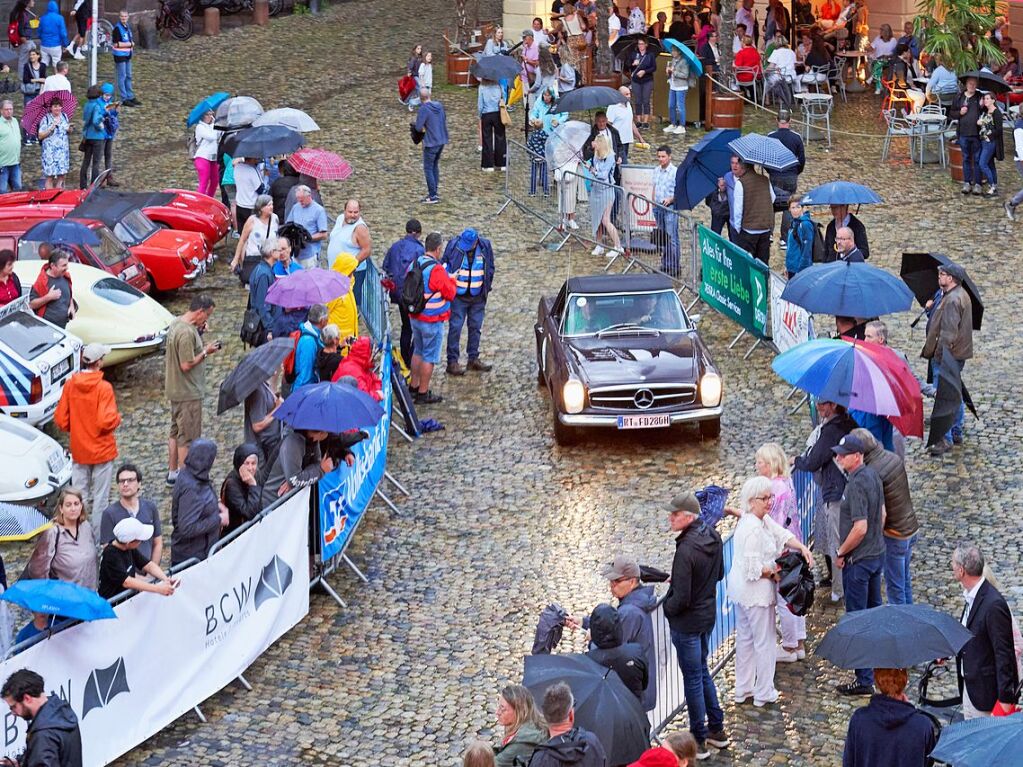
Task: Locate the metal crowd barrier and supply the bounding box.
[649,469,820,737]
[359,259,390,346]
[498,139,569,250]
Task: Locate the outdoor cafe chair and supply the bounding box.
[882,77,915,116]
[800,94,834,148]
[734,66,763,104]
[799,65,830,94]
[881,108,916,161]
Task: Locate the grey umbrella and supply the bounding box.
[214,96,264,130]
[252,107,320,132]
[217,337,294,414]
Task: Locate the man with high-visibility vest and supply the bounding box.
[407,232,457,404]
[441,228,495,377]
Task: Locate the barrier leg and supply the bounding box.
[496,197,512,216]
[374,487,403,515]
[391,421,414,443]
[313,574,348,608]
[342,554,370,584]
[384,470,411,497]
[727,329,747,349]
[743,339,763,360]
[788,393,809,415]
[236,674,252,691]
[193,705,207,723]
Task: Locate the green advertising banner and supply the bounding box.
[697,225,769,339]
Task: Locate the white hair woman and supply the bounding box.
[755,442,807,661]
[727,475,814,707]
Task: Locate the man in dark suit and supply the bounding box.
[823,203,870,261]
[952,543,1020,718]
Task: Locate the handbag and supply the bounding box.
[78,138,87,152]
[409,122,425,145]
[499,100,511,127]
[239,294,265,347]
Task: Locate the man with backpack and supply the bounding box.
[784,196,820,277]
[441,227,494,377]
[292,303,329,389]
[381,218,424,367]
[403,232,456,404]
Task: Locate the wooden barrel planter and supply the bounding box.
[591,72,622,89]
[948,142,963,182]
[447,50,479,87]
[711,93,743,130]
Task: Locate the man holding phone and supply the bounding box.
[165,295,219,486]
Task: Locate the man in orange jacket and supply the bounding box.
[55,343,121,545]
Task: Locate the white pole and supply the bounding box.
[89,0,98,85]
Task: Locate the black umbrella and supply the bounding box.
[815,604,973,669]
[532,604,568,655]
[927,353,978,447]
[470,54,521,81]
[523,653,649,766]
[554,86,628,113]
[222,125,305,159]
[217,337,294,414]
[611,33,662,61]
[958,70,1010,94]
[900,252,984,331]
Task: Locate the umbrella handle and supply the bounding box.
[909,308,927,329]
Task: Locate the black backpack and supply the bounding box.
[401,258,436,314]
[809,221,826,263]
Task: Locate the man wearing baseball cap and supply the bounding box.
[831,434,885,696]
[381,218,424,366]
[98,517,179,600]
[54,342,121,544]
[662,491,729,758]
[921,261,973,454]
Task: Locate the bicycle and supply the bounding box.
[196,0,285,18]
[77,17,115,55]
[156,0,195,41]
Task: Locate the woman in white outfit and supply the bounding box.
[727,475,814,707]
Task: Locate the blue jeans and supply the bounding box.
[446,296,486,363]
[932,356,965,440]
[423,144,443,198]
[0,164,22,193]
[959,136,981,185]
[115,58,134,101]
[669,629,724,741]
[842,556,883,687]
[884,534,915,605]
[978,140,997,185]
[654,207,680,274]
[529,159,549,196]
[668,88,687,127]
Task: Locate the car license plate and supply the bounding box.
[121,265,139,281]
[47,449,66,475]
[50,356,71,384]
[617,414,671,429]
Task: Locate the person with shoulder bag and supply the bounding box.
[242,238,279,347]
[478,77,507,172]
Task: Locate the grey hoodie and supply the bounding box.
[171,439,221,565]
[618,584,658,710]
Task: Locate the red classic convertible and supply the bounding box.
[0,181,230,249]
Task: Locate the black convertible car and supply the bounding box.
[535,274,722,445]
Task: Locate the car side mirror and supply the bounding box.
[689,313,701,326]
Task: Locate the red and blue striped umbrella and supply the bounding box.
[772,338,923,438]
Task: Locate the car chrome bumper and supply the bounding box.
[559,405,723,427]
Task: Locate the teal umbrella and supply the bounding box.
[2,580,116,621]
[663,38,704,76]
[187,92,230,127]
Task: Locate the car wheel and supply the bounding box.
[552,407,579,446]
[700,418,721,440]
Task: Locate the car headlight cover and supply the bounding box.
[701,372,722,407]
[563,379,585,414]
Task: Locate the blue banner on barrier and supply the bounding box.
[317,345,392,561]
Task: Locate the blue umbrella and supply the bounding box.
[662,38,704,76]
[554,86,628,113]
[276,382,385,433]
[2,579,117,622]
[673,128,740,210]
[22,219,101,246]
[780,260,915,316]
[187,91,230,127]
[931,716,1023,767]
[801,181,883,206]
[471,55,521,82]
[728,133,799,172]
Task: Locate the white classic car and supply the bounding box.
[0,413,72,504]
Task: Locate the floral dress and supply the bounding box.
[39,113,70,176]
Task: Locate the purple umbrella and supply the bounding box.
[264,267,350,309]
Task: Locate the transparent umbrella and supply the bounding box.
[545,120,591,171]
[214,96,264,129]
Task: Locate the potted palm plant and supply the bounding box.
[711,0,743,130]
[591,0,621,89]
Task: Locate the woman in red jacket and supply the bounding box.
[734,36,763,102]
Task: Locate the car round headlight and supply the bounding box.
[563,379,585,414]
[38,361,49,374]
[700,372,722,408]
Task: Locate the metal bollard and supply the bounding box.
[252,0,270,26]
[203,7,220,36]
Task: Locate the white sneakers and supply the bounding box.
[753,691,780,707]
[776,646,800,663]
[591,244,605,256]
[565,219,579,230]
[673,125,686,134]
[663,125,675,133]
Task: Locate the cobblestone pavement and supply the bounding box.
[4,1,1022,764]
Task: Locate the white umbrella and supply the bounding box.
[545,120,591,171]
[215,96,264,129]
[252,107,320,133]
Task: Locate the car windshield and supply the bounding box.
[92,276,144,306]
[111,210,157,247]
[0,309,63,358]
[562,290,689,336]
[85,226,133,266]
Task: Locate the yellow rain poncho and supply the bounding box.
[328,252,359,339]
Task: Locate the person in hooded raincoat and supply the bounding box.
[170,439,226,565]
[584,604,649,701]
[327,251,359,340]
[331,336,382,399]
[220,444,262,535]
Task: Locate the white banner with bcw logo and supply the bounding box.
[0,488,311,766]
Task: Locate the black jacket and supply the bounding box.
[585,604,649,702]
[793,411,858,503]
[582,123,623,164]
[21,696,82,767]
[824,214,870,261]
[842,694,936,767]
[528,727,607,767]
[220,443,262,536]
[957,580,1020,712]
[270,173,300,220]
[662,519,724,634]
[170,439,221,565]
[768,127,806,175]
